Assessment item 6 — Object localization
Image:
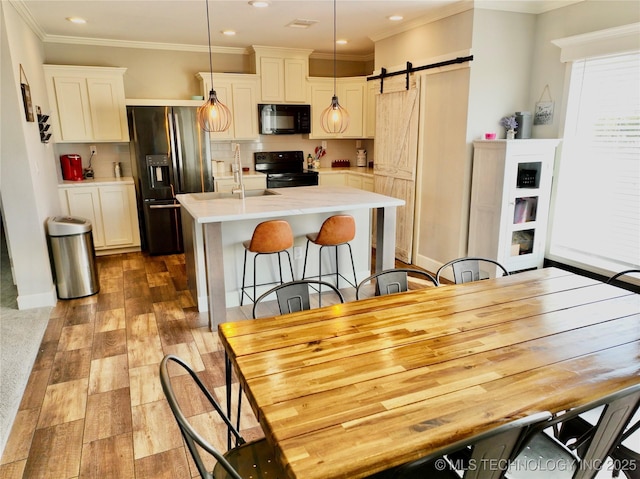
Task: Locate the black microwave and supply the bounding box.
[258,104,311,135]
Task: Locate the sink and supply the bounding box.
[189,189,280,200]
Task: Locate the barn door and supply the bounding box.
[373,80,420,263]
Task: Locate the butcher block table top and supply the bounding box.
[218,267,640,479]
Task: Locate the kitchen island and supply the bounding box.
[177,185,404,330]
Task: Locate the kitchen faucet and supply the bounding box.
[231,144,245,199]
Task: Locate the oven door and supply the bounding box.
[267,172,319,188]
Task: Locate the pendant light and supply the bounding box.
[197,0,232,132]
[320,0,349,134]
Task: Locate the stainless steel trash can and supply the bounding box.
[47,216,99,299]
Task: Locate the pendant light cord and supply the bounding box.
[205,0,213,91]
[332,0,337,96]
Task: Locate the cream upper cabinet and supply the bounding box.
[309,77,366,139]
[197,73,260,140]
[249,46,312,103]
[43,65,129,143]
[365,80,378,139]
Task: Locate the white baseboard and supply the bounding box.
[17,285,57,310]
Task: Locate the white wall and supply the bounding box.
[1,2,60,309]
[529,0,640,139]
[376,2,640,273]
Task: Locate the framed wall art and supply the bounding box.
[20,64,35,122]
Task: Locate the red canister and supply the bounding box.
[60,154,84,181]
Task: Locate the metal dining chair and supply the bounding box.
[436,257,509,285]
[369,412,552,479]
[557,404,640,479]
[159,354,285,479]
[226,279,346,447]
[607,269,640,284]
[252,278,345,318]
[356,267,438,300]
[506,383,640,479]
[607,269,640,293]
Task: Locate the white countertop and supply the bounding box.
[315,166,374,176]
[58,176,134,187]
[177,185,404,223]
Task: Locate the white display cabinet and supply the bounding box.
[468,139,560,273]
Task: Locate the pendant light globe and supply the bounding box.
[320,95,350,134]
[197,89,232,132]
[197,0,232,132]
[320,0,349,134]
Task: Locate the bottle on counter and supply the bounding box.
[114,162,121,178]
[307,154,314,169]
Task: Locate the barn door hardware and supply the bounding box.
[368,55,474,93]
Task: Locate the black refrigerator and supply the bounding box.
[128,106,213,255]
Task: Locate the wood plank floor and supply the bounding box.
[0,252,268,479]
[0,250,429,478]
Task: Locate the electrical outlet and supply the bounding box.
[321,141,327,149]
[294,246,303,260]
[90,145,97,156]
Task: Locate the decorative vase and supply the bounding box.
[506,129,516,140]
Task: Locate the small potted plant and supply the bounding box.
[500,115,518,139]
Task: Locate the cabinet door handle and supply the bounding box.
[149,204,181,209]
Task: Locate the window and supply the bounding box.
[548,51,640,274]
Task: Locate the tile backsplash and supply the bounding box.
[54,136,374,182]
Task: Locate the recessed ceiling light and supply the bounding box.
[66,17,87,24]
[249,1,269,7]
[336,39,347,45]
[388,15,403,21]
[222,30,236,36]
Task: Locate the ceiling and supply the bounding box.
[12,0,583,59]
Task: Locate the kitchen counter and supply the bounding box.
[177,185,400,223]
[314,166,374,177]
[58,176,134,187]
[177,185,404,329]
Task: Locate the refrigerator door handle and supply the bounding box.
[149,203,181,209]
[174,113,186,193]
[167,111,181,192]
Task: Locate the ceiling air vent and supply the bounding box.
[287,19,318,29]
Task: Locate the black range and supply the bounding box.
[254,151,319,188]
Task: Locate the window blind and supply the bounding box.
[548,52,640,274]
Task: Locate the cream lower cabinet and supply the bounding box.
[58,183,141,254]
[319,172,346,186]
[468,139,560,273]
[347,174,374,192]
[214,175,266,193]
[43,65,129,143]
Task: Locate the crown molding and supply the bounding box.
[9,0,47,40]
[40,34,246,55]
[310,52,375,63]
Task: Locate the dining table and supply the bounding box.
[218,267,640,479]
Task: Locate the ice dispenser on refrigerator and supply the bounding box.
[146,155,172,191]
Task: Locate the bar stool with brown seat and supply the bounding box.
[241,220,295,306]
[302,214,358,291]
